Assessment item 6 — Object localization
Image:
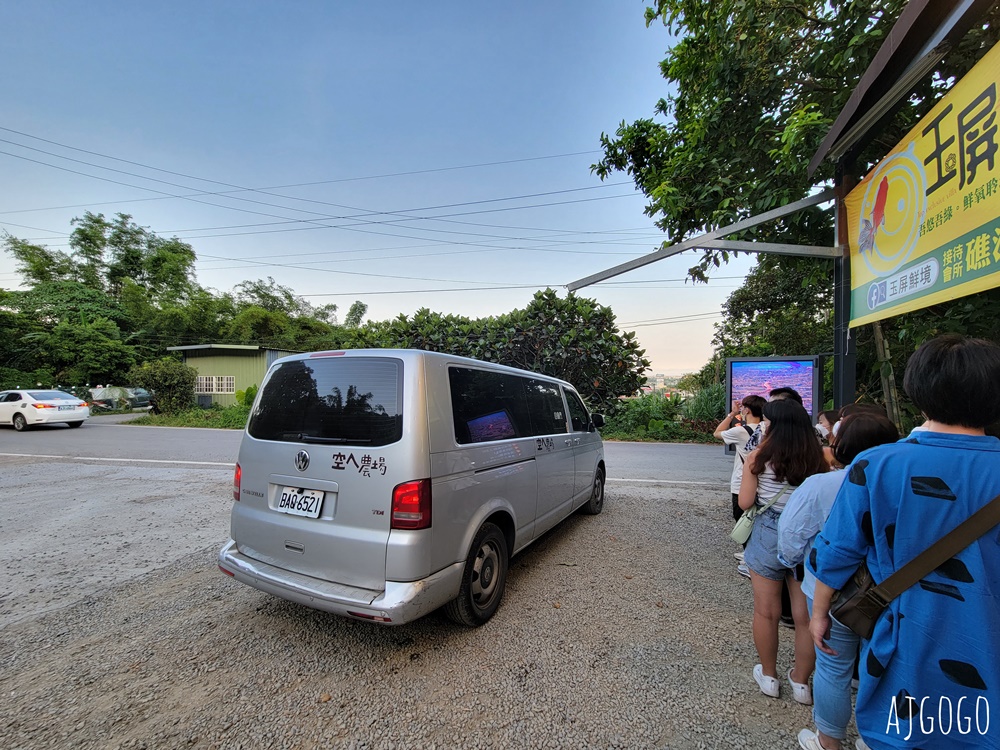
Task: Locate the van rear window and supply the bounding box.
[248,358,403,446]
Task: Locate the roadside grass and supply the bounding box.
[128,404,250,429]
[126,404,718,440]
[601,422,716,443]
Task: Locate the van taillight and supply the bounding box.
[233,463,241,502]
[391,479,431,530]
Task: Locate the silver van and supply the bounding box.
[218,349,606,626]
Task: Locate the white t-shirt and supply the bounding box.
[722,422,757,494]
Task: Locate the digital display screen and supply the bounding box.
[467,410,517,443]
[730,359,817,416]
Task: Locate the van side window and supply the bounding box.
[449,368,532,444]
[524,379,568,436]
[564,389,590,432]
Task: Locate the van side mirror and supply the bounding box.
[590,413,605,431]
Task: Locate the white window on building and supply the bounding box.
[195,376,236,394]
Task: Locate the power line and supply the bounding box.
[0,129,623,242]
[0,124,600,192]
[620,311,723,327]
[0,129,667,277]
[297,284,554,297]
[0,145,643,258]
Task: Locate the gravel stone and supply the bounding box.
[0,475,864,749]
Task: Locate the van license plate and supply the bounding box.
[276,487,324,518]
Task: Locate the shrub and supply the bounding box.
[129,402,251,429]
[126,358,197,415]
[234,384,258,408]
[604,392,683,435]
[682,382,727,423]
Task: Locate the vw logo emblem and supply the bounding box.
[294,450,310,472]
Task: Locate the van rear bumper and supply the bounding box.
[218,539,464,625]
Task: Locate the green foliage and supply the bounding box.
[4,218,648,417]
[604,391,682,434]
[126,358,197,415]
[65,212,198,301]
[234,384,259,408]
[0,366,57,391]
[712,254,834,359]
[344,289,650,411]
[35,317,137,385]
[598,1,1000,412]
[129,403,251,429]
[682,382,727,423]
[344,300,368,328]
[598,390,726,443]
[2,234,76,283]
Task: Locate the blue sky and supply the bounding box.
[1,1,756,375]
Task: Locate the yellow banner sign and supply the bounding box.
[847,42,1000,327]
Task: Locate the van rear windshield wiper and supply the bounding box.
[298,434,372,444]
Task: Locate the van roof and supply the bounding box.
[269,348,577,389]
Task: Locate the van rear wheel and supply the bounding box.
[580,468,605,515]
[445,522,508,627]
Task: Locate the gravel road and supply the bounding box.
[0,463,857,750]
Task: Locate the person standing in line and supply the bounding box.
[816,410,840,441]
[743,386,804,452]
[777,412,899,750]
[809,335,1000,750]
[743,386,807,626]
[740,398,829,702]
[714,394,766,577]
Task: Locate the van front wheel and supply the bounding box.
[445,522,508,627]
[580,468,605,515]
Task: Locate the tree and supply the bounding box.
[346,289,649,410]
[34,317,137,385]
[344,301,368,328]
[2,234,76,284]
[712,254,833,358]
[597,1,1000,403]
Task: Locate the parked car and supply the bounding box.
[219,349,606,627]
[88,386,152,410]
[128,387,152,409]
[0,389,90,431]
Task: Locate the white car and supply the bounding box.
[0,389,90,431]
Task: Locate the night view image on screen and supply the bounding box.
[467,410,517,443]
[731,360,814,414]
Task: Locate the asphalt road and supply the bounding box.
[0,413,731,481]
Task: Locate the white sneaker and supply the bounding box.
[753,664,780,698]
[797,729,823,750]
[737,563,751,578]
[734,550,745,562]
[788,668,813,705]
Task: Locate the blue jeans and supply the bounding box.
[807,596,860,740]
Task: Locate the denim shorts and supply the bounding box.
[744,507,792,581]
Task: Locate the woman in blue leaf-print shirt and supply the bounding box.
[809,335,1000,750]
